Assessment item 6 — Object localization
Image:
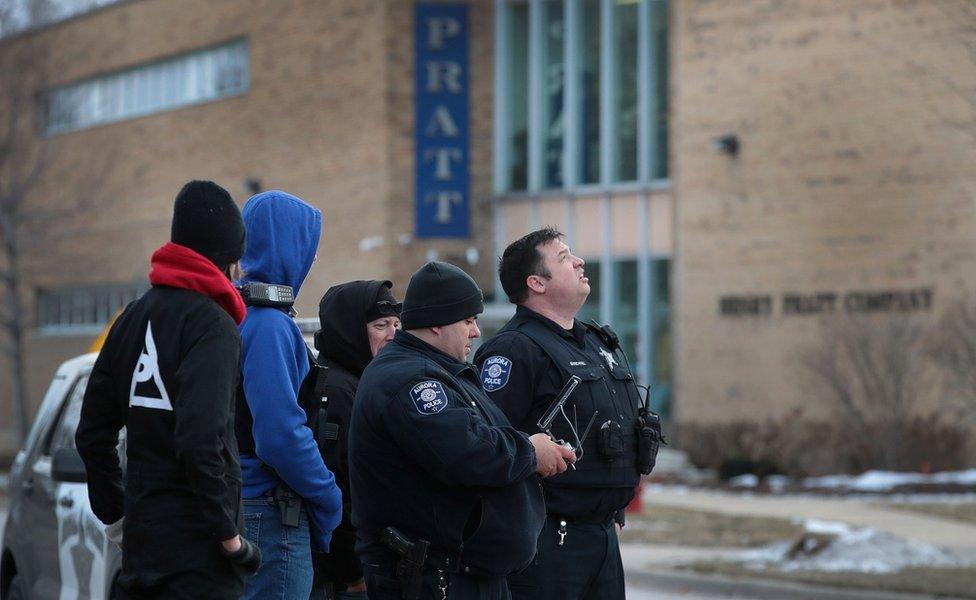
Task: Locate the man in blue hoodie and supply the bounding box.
[235,190,343,599]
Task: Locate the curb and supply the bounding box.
[627,568,968,600]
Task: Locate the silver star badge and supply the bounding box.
[598,348,618,370]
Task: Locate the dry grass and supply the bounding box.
[875,502,976,524]
[689,561,976,599]
[619,505,803,548]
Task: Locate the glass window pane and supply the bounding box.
[615,0,639,182]
[506,2,530,191]
[578,259,601,322]
[580,0,601,184]
[652,257,671,416]
[652,0,669,179]
[45,40,249,134]
[49,374,88,452]
[543,0,564,188]
[613,259,639,363]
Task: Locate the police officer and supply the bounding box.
[349,261,576,600]
[311,280,401,599]
[474,228,647,600]
[76,181,260,599]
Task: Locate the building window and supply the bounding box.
[579,257,671,416]
[45,39,249,135]
[495,0,668,193]
[503,3,530,190]
[37,283,147,332]
[543,0,564,188]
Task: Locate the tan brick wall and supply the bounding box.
[672,0,976,423]
[0,0,495,453]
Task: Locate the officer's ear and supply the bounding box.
[526,274,547,295]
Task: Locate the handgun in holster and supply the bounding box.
[380,526,430,600]
[273,484,303,527]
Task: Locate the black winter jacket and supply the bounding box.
[313,280,392,584]
[349,331,545,577]
[76,286,242,579]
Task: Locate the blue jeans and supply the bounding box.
[241,496,313,600]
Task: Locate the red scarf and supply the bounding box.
[148,242,247,325]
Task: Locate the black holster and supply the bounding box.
[273,484,303,528]
[380,527,430,600]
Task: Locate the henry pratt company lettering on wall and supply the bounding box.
[414,3,469,238]
[719,287,934,317]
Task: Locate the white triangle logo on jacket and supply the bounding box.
[129,321,173,411]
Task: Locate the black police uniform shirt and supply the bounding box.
[473,305,641,522]
[349,330,545,577]
[75,286,242,579]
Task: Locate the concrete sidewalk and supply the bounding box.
[643,486,976,560]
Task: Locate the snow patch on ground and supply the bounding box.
[739,519,969,574]
[802,519,852,536]
[729,474,759,488]
[803,469,976,492]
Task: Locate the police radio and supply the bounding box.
[586,319,665,474]
[237,282,295,308]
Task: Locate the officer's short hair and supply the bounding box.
[499,227,564,304]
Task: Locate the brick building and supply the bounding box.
[672,0,976,426]
[2,0,975,459]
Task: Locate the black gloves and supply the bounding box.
[222,536,262,575]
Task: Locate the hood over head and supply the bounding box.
[315,280,399,376]
[239,190,322,296]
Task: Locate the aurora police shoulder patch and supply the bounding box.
[410,380,448,415]
[480,356,512,392]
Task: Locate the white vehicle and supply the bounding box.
[1,354,122,600]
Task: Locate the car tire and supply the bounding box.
[6,574,27,600]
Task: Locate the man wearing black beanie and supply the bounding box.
[77,180,260,600]
[348,262,576,600]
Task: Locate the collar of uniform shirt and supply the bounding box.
[393,329,480,376]
[515,305,587,346]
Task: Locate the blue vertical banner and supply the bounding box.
[415,3,470,238]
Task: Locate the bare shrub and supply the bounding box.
[925,298,976,412]
[672,412,969,478]
[673,312,973,477]
[796,315,951,471]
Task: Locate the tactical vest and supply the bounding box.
[501,317,642,489]
[235,346,331,459]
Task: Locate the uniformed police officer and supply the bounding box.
[349,261,576,600]
[474,228,645,600]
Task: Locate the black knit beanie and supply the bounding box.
[401,262,484,329]
[171,180,245,268]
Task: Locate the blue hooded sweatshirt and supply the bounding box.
[238,190,342,551]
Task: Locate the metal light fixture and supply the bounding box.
[713,134,740,156]
[244,178,262,194]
